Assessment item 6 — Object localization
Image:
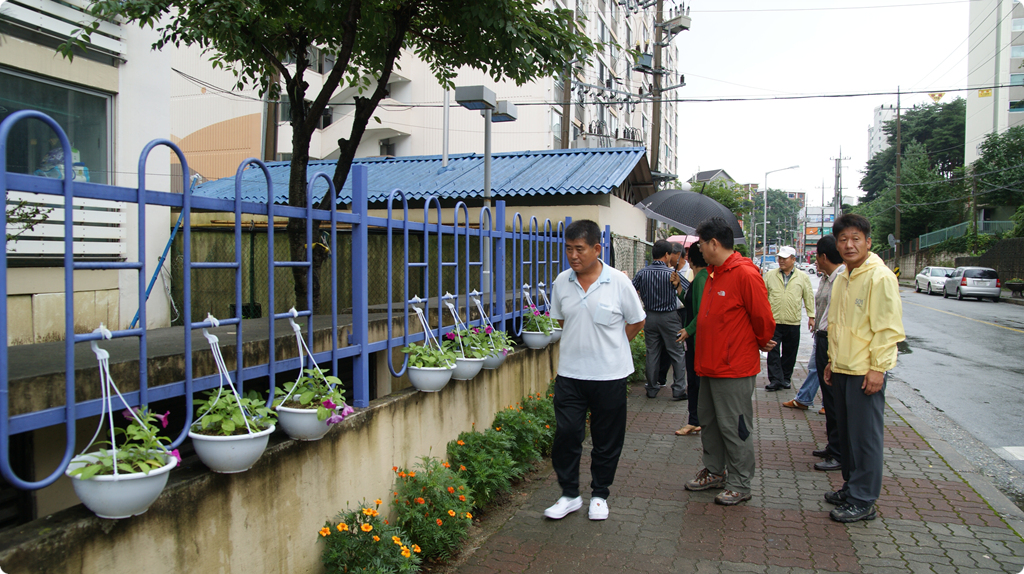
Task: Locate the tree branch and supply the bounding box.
[304,0,362,135]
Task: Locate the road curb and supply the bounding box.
[887,394,1024,539]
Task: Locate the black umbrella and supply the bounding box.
[636,188,746,244]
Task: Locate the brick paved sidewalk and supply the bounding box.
[454,354,1024,574]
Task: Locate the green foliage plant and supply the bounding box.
[392,457,474,561]
[1012,204,1024,238]
[192,389,277,436]
[320,499,421,574]
[446,428,517,508]
[491,405,545,473]
[401,342,456,368]
[630,330,646,382]
[518,392,556,456]
[68,407,178,479]
[442,328,491,359]
[483,326,516,357]
[522,305,552,334]
[273,368,352,422]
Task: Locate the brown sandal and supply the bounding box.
[675,425,701,436]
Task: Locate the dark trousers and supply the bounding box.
[551,375,628,499]
[833,372,886,505]
[645,310,686,397]
[766,324,801,387]
[658,309,687,385]
[685,337,699,426]
[815,332,841,460]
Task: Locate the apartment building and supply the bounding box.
[867,105,897,160]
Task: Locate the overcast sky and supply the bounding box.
[672,0,970,206]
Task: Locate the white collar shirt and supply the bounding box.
[815,264,846,333]
[549,260,646,380]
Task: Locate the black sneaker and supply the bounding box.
[812,449,828,458]
[830,502,876,523]
[823,489,848,506]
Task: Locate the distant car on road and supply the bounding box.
[943,266,1001,302]
[915,266,954,295]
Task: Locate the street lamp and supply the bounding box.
[763,165,799,267]
[454,85,518,293]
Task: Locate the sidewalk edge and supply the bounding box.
[887,395,1024,539]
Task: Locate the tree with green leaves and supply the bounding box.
[859,98,965,203]
[63,0,594,311]
[969,124,1024,208]
[689,179,749,214]
[748,189,801,252]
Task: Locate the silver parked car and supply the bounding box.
[943,266,1001,302]
[915,266,954,295]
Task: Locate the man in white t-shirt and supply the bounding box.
[543,219,646,522]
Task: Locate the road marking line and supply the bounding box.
[901,298,1024,334]
[996,447,1024,461]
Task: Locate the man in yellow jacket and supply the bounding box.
[823,214,905,524]
[763,246,815,391]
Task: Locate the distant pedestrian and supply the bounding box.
[633,240,687,400]
[684,217,776,506]
[657,242,689,389]
[823,214,905,523]
[674,241,708,436]
[546,219,646,522]
[764,246,815,391]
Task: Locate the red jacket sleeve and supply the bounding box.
[743,268,776,348]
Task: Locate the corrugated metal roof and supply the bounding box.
[193,147,648,205]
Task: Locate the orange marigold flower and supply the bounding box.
[361,523,373,533]
[362,508,374,516]
[337,523,349,532]
[436,518,443,526]
[457,440,465,446]
[392,466,398,472]
[401,546,412,558]
[458,486,465,490]
[409,472,416,477]
[412,544,422,553]
[466,512,473,519]
[398,471,407,478]
[448,509,456,516]
[442,461,451,468]
[319,527,331,537]
[495,427,502,431]
[546,425,550,429]
[373,535,380,542]
[392,536,402,545]
[459,495,466,501]
[384,519,389,525]
[447,486,455,494]
[375,498,383,505]
[415,497,425,504]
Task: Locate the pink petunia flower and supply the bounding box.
[340,404,355,417]
[171,449,182,464]
[154,411,171,428]
[484,326,493,334]
[323,399,338,411]
[446,332,456,340]
[121,406,141,421]
[325,413,345,425]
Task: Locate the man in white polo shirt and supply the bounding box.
[544,219,646,522]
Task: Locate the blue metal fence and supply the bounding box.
[0,110,609,491]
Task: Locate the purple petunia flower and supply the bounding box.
[446,332,456,340]
[340,404,355,417]
[323,399,338,411]
[154,411,171,428]
[533,311,541,316]
[325,413,345,425]
[485,326,493,334]
[121,406,141,421]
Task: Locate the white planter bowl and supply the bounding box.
[549,328,563,343]
[66,451,177,519]
[189,425,275,473]
[482,352,507,370]
[521,331,552,349]
[407,366,454,392]
[452,357,486,380]
[276,406,333,441]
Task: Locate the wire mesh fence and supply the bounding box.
[609,233,652,278]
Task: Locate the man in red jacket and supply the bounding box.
[684,217,777,505]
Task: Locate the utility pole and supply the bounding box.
[649,0,664,173]
[830,149,849,220]
[895,87,902,252]
[561,62,572,148]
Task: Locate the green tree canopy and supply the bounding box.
[969,124,1024,208]
[748,189,801,251]
[859,98,965,202]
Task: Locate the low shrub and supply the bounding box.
[447,428,516,508]
[320,499,421,574]
[519,392,555,456]
[491,406,544,473]
[392,457,474,562]
[630,330,646,382]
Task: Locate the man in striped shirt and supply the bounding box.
[633,240,688,400]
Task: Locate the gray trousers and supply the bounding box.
[833,372,886,505]
[644,310,686,397]
[698,375,756,494]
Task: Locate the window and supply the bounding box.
[1010,100,1024,111]
[1015,18,1024,31]
[1012,45,1024,58]
[1,68,110,184]
[965,268,998,279]
[1012,74,1024,86]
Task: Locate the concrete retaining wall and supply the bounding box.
[955,237,1024,280]
[0,345,557,573]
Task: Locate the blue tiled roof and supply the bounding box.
[193,147,648,205]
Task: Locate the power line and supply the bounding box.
[690,0,978,12]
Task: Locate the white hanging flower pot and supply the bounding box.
[482,352,507,370]
[276,406,333,441]
[549,328,563,343]
[66,452,177,519]
[452,357,486,380]
[521,331,552,349]
[407,366,454,392]
[189,425,275,474]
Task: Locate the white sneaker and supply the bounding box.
[543,496,583,519]
[589,497,609,520]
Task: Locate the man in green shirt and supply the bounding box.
[764,246,815,391]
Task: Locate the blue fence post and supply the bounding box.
[604,225,611,264]
[351,165,370,408]
[564,217,572,273]
[494,201,506,332]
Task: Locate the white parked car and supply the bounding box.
[914,266,954,295]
